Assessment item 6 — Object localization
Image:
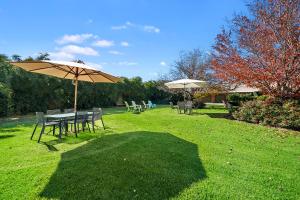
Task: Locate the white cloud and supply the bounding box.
[49,51,75,61]
[117,61,138,66]
[60,45,99,56]
[111,21,160,33]
[111,21,135,30]
[160,61,167,66]
[56,33,96,44]
[109,50,124,55]
[93,40,115,47]
[144,25,160,33]
[120,41,129,47]
[111,25,127,30]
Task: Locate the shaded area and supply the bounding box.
[0,128,21,133]
[41,142,59,151]
[0,135,15,139]
[40,131,206,200]
[205,113,232,119]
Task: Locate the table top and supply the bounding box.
[45,112,93,119]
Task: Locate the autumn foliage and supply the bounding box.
[211,0,300,99]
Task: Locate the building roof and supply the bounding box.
[229,85,260,93]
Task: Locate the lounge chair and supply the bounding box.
[169,102,179,109]
[31,112,60,143]
[124,101,134,112]
[131,101,143,112]
[142,101,150,109]
[148,100,156,108]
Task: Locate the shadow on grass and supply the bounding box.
[0,128,22,133]
[205,113,232,119]
[191,112,232,119]
[0,135,15,139]
[40,131,206,200]
[41,142,59,151]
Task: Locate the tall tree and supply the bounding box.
[170,49,211,81]
[211,0,300,99]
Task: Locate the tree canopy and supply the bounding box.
[211,0,300,99]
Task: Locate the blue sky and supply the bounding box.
[0,0,247,81]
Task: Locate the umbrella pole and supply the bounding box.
[74,77,78,112]
[184,84,186,102]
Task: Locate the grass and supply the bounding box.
[0,106,299,200]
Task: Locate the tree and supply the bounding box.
[211,0,300,99]
[170,49,211,81]
[36,52,50,61]
[11,54,22,62]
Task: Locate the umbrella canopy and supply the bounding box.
[165,79,206,101]
[165,79,206,89]
[10,60,120,111]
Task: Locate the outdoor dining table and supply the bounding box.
[45,112,93,139]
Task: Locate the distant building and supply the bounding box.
[203,85,260,103]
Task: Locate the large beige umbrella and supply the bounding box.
[10,60,120,111]
[165,79,206,101]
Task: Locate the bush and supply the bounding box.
[0,83,12,117]
[233,98,300,130]
[227,93,255,106]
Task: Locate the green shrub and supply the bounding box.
[0,83,13,117]
[256,95,269,101]
[227,93,255,106]
[233,98,300,130]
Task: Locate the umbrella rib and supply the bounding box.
[78,68,84,76]
[83,69,95,83]
[63,67,75,78]
[66,66,76,74]
[52,65,74,74]
[91,70,117,83]
[29,66,54,72]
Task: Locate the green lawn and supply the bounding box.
[0,106,299,200]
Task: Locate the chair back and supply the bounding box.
[75,111,88,123]
[92,108,103,121]
[46,109,60,115]
[142,101,147,106]
[131,101,137,107]
[177,101,185,109]
[186,101,193,107]
[148,100,153,107]
[124,101,130,108]
[64,108,75,113]
[36,112,45,124]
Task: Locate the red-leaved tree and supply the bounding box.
[211,0,300,99]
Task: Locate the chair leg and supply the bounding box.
[92,121,95,132]
[87,122,91,133]
[31,123,38,140]
[101,118,105,130]
[38,125,45,143]
[53,125,55,136]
